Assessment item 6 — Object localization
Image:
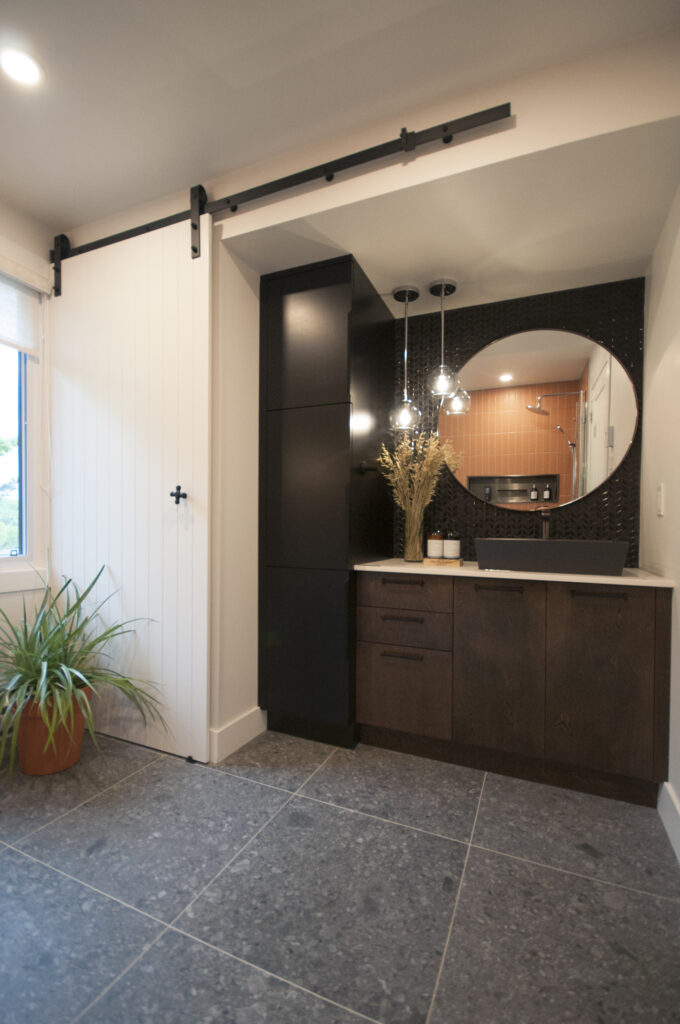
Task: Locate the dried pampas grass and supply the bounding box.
[378,434,461,560]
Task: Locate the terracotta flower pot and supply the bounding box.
[17,689,92,776]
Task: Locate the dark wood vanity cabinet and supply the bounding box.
[356,573,453,740]
[356,570,671,799]
[545,583,669,780]
[453,578,546,758]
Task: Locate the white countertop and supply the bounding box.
[353,558,674,588]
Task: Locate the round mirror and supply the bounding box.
[438,330,638,509]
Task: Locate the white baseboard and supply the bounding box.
[658,782,680,865]
[209,706,267,764]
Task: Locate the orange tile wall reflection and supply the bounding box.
[439,380,580,503]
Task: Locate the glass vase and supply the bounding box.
[403,506,424,561]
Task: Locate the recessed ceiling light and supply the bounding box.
[1,49,42,85]
[499,373,513,382]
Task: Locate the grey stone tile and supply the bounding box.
[301,743,484,840]
[0,733,161,843]
[178,796,466,1024]
[216,730,335,791]
[473,773,680,898]
[81,928,371,1024]
[18,757,288,921]
[0,849,162,1024]
[429,847,680,1024]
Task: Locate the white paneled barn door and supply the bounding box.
[50,217,211,761]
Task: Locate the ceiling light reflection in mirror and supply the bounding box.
[438,330,637,510]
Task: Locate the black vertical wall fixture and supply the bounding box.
[392,278,644,564]
[259,255,394,746]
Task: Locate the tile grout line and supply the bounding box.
[200,741,341,793]
[200,763,299,794]
[200,757,680,902]
[296,745,339,787]
[166,922,386,1024]
[296,792,469,847]
[6,749,376,1024]
[7,747,340,933]
[167,796,295,927]
[65,747,382,1024]
[3,845,172,927]
[11,753,166,845]
[67,925,171,1024]
[469,842,680,904]
[166,746,340,929]
[424,772,488,1024]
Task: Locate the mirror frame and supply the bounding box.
[436,328,639,511]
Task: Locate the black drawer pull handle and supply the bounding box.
[381,577,425,586]
[474,584,524,594]
[570,589,628,600]
[380,650,425,662]
[381,614,425,624]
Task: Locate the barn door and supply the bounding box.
[49,217,211,761]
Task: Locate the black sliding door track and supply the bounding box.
[50,102,511,295]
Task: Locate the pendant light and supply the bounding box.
[427,279,457,396]
[390,286,422,433]
[439,285,471,414]
[443,383,472,415]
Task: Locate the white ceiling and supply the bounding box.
[225,117,680,314]
[456,330,599,390]
[1,0,680,231]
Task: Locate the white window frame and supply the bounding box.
[0,277,49,596]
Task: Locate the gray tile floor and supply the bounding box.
[2,731,679,1024]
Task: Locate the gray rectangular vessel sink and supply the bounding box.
[475,538,629,576]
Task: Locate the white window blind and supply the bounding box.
[0,271,42,359]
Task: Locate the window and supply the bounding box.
[0,344,25,555]
[0,271,43,562]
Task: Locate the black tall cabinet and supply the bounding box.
[259,256,394,745]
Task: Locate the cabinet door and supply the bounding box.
[546,583,655,778]
[260,567,352,726]
[356,642,452,740]
[264,404,350,569]
[263,275,352,410]
[453,579,546,757]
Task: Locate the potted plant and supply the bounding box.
[0,566,165,776]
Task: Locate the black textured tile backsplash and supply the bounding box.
[391,278,644,564]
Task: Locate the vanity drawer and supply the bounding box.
[356,641,452,740]
[357,605,452,651]
[356,572,453,612]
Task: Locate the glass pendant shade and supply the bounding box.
[390,285,420,433]
[428,363,457,397]
[443,384,472,415]
[427,279,458,397]
[389,398,422,432]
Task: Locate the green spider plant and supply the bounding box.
[0,566,166,774]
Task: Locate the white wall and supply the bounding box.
[0,197,51,292]
[640,183,680,860]
[209,232,265,761]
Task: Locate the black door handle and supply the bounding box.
[170,485,187,505]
